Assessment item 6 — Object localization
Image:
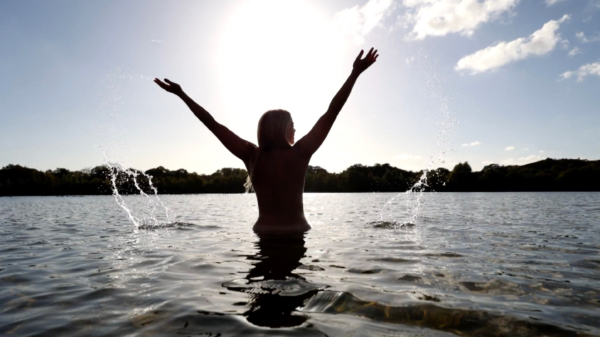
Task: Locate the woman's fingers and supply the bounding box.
[369,50,377,61]
[164,79,181,90]
[359,48,377,62]
[154,78,166,88]
[356,49,364,61]
[154,78,174,92]
[354,48,378,72]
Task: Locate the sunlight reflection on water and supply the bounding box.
[0,193,599,336]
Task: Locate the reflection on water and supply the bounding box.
[226,233,591,336]
[1,193,599,336]
[224,233,320,327]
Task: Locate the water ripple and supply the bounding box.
[0,193,598,336]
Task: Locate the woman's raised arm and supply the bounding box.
[154,78,256,164]
[295,48,378,157]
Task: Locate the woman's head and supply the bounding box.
[257,109,295,149]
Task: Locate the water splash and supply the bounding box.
[105,159,172,229]
[94,69,174,229]
[244,175,254,193]
[380,51,457,230]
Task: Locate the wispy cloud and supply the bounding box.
[546,0,568,6]
[455,15,570,74]
[334,0,395,44]
[568,47,581,56]
[506,146,515,151]
[151,39,163,43]
[461,141,481,147]
[403,0,520,40]
[575,31,599,43]
[561,62,600,81]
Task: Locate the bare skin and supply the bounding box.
[155,48,379,233]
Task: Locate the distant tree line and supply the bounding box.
[0,158,598,196]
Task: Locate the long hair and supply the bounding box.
[257,109,292,150]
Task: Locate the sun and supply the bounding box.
[214,0,347,140]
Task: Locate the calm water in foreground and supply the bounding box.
[1,193,599,336]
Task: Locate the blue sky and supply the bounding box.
[1,0,599,174]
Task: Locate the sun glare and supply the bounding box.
[215,0,348,139]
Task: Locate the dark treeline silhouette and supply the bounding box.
[0,158,599,196]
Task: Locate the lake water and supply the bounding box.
[1,193,599,336]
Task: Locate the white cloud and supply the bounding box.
[455,15,570,74]
[501,154,543,166]
[150,39,163,43]
[560,62,600,81]
[575,31,600,43]
[567,47,581,56]
[334,0,395,44]
[481,160,494,165]
[539,150,545,154]
[403,0,520,40]
[394,153,423,160]
[546,0,568,6]
[523,147,529,151]
[461,141,481,147]
[505,146,515,151]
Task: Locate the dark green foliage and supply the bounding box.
[146,167,248,194]
[0,164,249,196]
[304,163,416,192]
[424,168,451,191]
[448,162,475,191]
[0,158,598,196]
[0,164,112,196]
[448,158,600,191]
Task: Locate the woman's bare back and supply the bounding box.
[249,147,311,233]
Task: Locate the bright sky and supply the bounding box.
[1,0,599,173]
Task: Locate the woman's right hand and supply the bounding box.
[352,48,378,75]
[154,78,184,96]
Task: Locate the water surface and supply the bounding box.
[1,193,599,336]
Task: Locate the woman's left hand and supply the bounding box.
[154,78,184,96]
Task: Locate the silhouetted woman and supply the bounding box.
[155,48,379,233]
